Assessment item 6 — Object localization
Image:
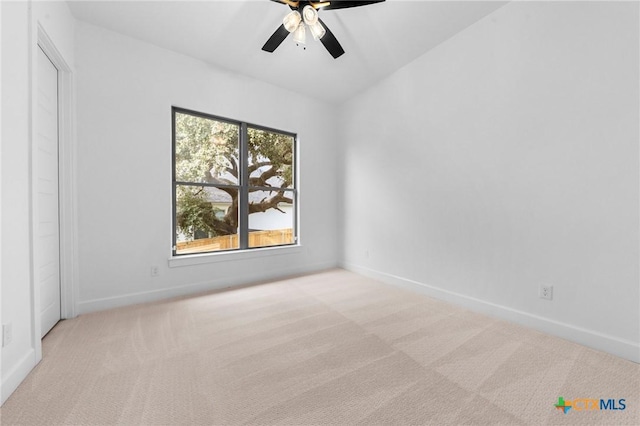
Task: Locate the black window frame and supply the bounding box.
[171,106,298,256]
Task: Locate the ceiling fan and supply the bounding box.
[262,0,385,59]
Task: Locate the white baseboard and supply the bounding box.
[77,261,338,315]
[1,348,36,405]
[341,262,640,364]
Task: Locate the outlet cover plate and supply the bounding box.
[539,284,553,300]
[2,323,13,347]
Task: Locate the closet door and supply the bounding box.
[36,46,61,337]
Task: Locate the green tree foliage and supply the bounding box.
[175,112,293,241]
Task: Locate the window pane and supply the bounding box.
[175,185,239,254]
[248,189,295,248]
[247,127,294,189]
[172,108,297,256]
[175,112,239,185]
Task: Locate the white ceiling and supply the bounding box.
[67,0,508,104]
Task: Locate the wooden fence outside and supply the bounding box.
[176,228,293,254]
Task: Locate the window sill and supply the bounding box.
[168,244,302,268]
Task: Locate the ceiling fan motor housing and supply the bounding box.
[263,0,386,59]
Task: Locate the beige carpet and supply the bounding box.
[1,269,638,425]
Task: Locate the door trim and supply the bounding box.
[31,23,77,362]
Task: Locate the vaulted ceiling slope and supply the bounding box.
[67,0,507,104]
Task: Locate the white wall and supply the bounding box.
[1,1,33,405]
[339,1,639,362]
[1,0,75,404]
[74,22,339,313]
[0,0,4,402]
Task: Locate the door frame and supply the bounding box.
[30,23,77,362]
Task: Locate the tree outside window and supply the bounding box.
[172,108,296,255]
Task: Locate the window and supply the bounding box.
[172,107,297,255]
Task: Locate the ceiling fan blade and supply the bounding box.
[262,24,290,53]
[318,18,345,59]
[271,0,300,7]
[270,0,299,7]
[317,0,385,11]
[310,1,331,9]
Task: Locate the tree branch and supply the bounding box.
[248,191,292,214]
[248,161,272,175]
[216,186,238,199]
[249,165,278,187]
[225,156,239,178]
[210,218,236,235]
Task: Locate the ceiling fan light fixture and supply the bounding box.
[302,5,318,25]
[292,22,306,44]
[264,0,386,58]
[283,10,302,32]
[309,21,325,40]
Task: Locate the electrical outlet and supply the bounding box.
[2,323,13,347]
[150,266,159,277]
[539,284,553,300]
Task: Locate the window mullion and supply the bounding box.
[239,122,249,249]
